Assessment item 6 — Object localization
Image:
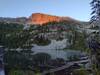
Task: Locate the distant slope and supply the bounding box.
[0,17,28,24]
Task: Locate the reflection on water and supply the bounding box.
[0,70,5,75]
[32,39,85,60]
[32,49,84,60]
[0,46,5,75]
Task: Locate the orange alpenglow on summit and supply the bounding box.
[28,13,61,25]
[28,13,78,25]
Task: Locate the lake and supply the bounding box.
[0,70,5,75]
[32,39,85,60]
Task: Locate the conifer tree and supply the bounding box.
[90,0,100,22]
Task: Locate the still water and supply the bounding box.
[32,39,85,60]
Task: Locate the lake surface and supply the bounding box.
[0,70,5,75]
[32,39,85,60]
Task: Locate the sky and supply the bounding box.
[0,0,91,21]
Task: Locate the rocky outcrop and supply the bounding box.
[28,13,61,25]
[28,13,78,25]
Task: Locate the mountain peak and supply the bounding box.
[28,13,77,25]
[28,13,61,25]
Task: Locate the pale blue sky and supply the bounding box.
[0,0,91,21]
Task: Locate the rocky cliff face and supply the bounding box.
[28,13,61,25]
[28,13,78,25]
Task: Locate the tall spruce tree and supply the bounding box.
[90,0,100,22]
[89,0,100,74]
